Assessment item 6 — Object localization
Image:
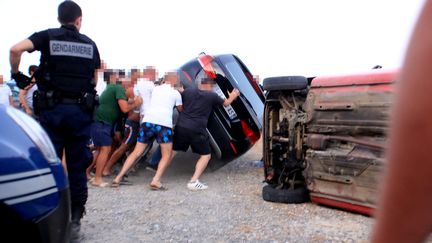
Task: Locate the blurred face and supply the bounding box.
[108,72,119,84]
[143,68,157,81]
[122,78,134,89]
[200,82,215,91]
[0,75,3,84]
[130,70,139,82]
[163,72,179,86]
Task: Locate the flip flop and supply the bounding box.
[91,182,110,188]
[119,179,133,186]
[149,183,168,191]
[111,180,120,188]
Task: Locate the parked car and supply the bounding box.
[261,70,396,215]
[0,105,70,242]
[178,53,265,169]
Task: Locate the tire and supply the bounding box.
[263,76,308,91]
[262,184,309,204]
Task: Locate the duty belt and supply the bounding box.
[58,97,81,104]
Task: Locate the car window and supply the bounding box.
[218,56,264,121]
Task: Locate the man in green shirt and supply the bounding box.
[88,69,142,187]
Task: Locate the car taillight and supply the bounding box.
[230,142,238,155]
[241,120,260,144]
[198,54,217,79]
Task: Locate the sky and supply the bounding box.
[0,0,425,82]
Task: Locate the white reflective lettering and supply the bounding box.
[49,40,93,59]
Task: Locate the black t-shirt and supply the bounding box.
[176,87,224,132]
[27,25,101,94]
[28,25,101,69]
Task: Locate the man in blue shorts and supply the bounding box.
[103,77,141,176]
[112,71,182,189]
[88,70,142,187]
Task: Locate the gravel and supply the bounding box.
[81,141,374,242]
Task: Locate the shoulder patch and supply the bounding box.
[49,40,93,59]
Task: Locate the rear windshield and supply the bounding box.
[218,55,264,122]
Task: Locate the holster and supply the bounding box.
[80,92,99,115]
[33,90,56,115]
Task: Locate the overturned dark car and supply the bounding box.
[262,70,396,215]
[178,53,265,169]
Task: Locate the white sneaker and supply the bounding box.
[187,180,208,191]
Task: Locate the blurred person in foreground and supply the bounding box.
[371,1,432,242]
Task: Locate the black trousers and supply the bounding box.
[39,104,93,208]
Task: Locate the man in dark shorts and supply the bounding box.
[103,83,141,176]
[88,69,142,187]
[172,77,240,191]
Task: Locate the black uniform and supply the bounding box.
[28,25,100,211]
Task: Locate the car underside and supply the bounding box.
[262,71,396,215]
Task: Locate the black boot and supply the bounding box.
[70,205,85,243]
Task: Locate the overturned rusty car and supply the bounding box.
[262,70,396,215]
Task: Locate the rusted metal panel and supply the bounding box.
[303,70,395,215]
[304,83,394,136]
[304,146,384,214]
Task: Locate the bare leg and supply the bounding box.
[191,154,211,182]
[113,142,147,183]
[62,149,68,175]
[104,143,129,176]
[150,143,173,186]
[86,149,99,179]
[93,146,111,185]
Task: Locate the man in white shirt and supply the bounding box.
[112,71,182,189]
[134,66,157,122]
[0,75,14,106]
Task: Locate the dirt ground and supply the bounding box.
[82,141,374,242]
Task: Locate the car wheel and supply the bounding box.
[262,184,309,203]
[263,76,308,91]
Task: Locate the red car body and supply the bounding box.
[263,69,397,215]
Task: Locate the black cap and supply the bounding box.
[58,1,82,24]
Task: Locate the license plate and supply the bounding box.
[213,85,237,119]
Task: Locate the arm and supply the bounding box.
[10,39,34,73]
[118,96,142,113]
[9,95,14,107]
[175,105,183,113]
[223,88,240,107]
[372,1,432,242]
[19,89,32,114]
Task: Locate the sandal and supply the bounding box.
[149,183,168,191]
[91,182,110,188]
[120,178,133,185]
[111,180,120,188]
